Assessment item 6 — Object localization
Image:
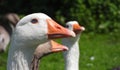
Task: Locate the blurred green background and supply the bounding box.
[0,0,120,70]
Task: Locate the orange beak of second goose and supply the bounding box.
[73,23,85,34]
[47,19,75,39]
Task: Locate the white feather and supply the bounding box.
[62,21,84,70]
[7,13,51,70]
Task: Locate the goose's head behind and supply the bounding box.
[0,29,10,52]
[0,13,20,52]
[63,21,85,42]
[66,21,85,34]
[7,13,75,70]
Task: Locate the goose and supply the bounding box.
[7,13,75,70]
[0,26,10,52]
[0,13,20,52]
[62,21,85,70]
[30,40,68,70]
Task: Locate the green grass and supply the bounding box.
[0,33,120,70]
[80,33,120,70]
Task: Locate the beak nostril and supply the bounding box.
[56,26,61,30]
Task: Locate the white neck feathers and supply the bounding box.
[62,35,80,70]
[7,36,38,70]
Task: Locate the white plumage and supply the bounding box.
[62,21,85,70]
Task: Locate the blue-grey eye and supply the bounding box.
[66,25,69,28]
[31,18,38,24]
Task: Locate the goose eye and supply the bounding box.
[2,38,4,43]
[31,18,38,24]
[66,25,69,28]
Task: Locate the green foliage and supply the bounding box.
[55,0,120,33]
[0,0,120,33]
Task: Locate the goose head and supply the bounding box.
[62,21,85,44]
[34,40,68,59]
[0,13,19,52]
[4,13,20,27]
[14,13,75,46]
[66,21,85,34]
[0,26,10,52]
[31,40,68,70]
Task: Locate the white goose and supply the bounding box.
[0,26,10,52]
[7,13,75,70]
[62,21,85,70]
[0,13,20,52]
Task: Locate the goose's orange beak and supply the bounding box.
[50,40,68,52]
[73,23,85,34]
[47,19,75,39]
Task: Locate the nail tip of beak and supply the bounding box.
[64,46,69,51]
[71,31,76,37]
[81,27,85,31]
